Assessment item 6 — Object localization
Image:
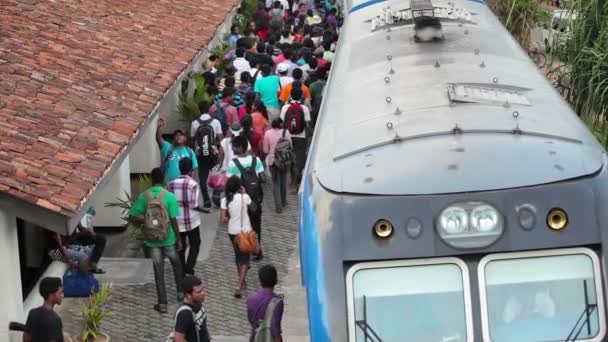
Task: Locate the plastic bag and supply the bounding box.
[208,164,227,190]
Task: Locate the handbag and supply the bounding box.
[63,268,100,298]
[235,195,259,255]
[208,163,227,190]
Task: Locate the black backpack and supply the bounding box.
[195,119,217,165]
[211,102,229,133]
[233,157,263,204]
[284,103,306,135]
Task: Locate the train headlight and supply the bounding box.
[438,206,468,234]
[470,205,500,233]
[437,202,504,249]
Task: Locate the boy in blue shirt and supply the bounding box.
[156,119,198,184]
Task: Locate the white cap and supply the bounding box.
[277,62,289,73]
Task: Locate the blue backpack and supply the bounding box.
[63,268,99,298]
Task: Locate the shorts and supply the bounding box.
[292,137,308,170]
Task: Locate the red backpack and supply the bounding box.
[284,103,305,134]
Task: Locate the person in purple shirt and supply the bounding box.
[326,8,338,29]
[246,264,284,342]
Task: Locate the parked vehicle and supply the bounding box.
[541,9,578,53]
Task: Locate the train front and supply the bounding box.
[299,0,608,341]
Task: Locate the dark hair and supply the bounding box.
[283,48,293,60]
[173,129,186,138]
[241,114,253,142]
[291,81,303,101]
[231,134,249,152]
[271,117,283,129]
[322,40,332,51]
[292,67,303,80]
[259,264,278,288]
[208,55,219,62]
[198,100,211,114]
[182,275,203,294]
[225,175,243,206]
[307,9,313,16]
[241,71,253,84]
[256,42,265,55]
[231,24,238,34]
[223,87,235,98]
[39,277,62,300]
[260,63,272,76]
[273,0,281,8]
[236,47,245,58]
[225,76,236,88]
[225,65,236,76]
[306,55,318,69]
[179,157,193,175]
[253,99,268,120]
[151,167,164,184]
[282,29,290,38]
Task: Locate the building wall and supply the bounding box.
[0,209,24,340]
[89,157,131,227]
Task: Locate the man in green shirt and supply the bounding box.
[128,167,184,313]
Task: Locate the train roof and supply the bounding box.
[310,0,604,195]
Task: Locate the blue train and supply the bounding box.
[299,0,608,341]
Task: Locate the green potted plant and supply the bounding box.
[105,174,153,257]
[80,283,112,342]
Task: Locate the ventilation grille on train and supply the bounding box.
[411,0,443,42]
[447,83,532,106]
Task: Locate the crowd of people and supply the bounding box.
[21,0,341,341]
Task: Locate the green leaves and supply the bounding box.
[104,174,152,240]
[81,283,112,342]
[175,73,214,128]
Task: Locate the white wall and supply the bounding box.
[90,157,132,227]
[129,115,161,174]
[0,209,24,341]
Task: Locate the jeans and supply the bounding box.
[197,162,212,206]
[68,233,107,264]
[179,227,201,275]
[150,245,184,305]
[65,245,92,262]
[271,165,288,209]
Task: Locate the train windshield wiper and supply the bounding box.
[563,280,597,342]
[355,295,384,342]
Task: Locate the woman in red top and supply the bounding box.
[251,100,269,136]
[241,114,263,158]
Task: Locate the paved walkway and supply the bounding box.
[57,184,309,341]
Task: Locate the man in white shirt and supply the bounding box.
[191,101,223,208]
[279,87,311,192]
[233,47,251,80]
[276,63,294,88]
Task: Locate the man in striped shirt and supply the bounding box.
[168,157,210,275]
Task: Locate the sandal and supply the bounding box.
[153,304,168,313]
[234,288,242,298]
[91,268,106,274]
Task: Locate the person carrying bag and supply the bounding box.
[220,176,258,298]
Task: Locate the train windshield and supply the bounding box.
[349,261,471,342]
[480,252,604,342]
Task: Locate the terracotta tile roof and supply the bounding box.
[0,0,238,216]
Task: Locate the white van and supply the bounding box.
[541,10,577,53]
